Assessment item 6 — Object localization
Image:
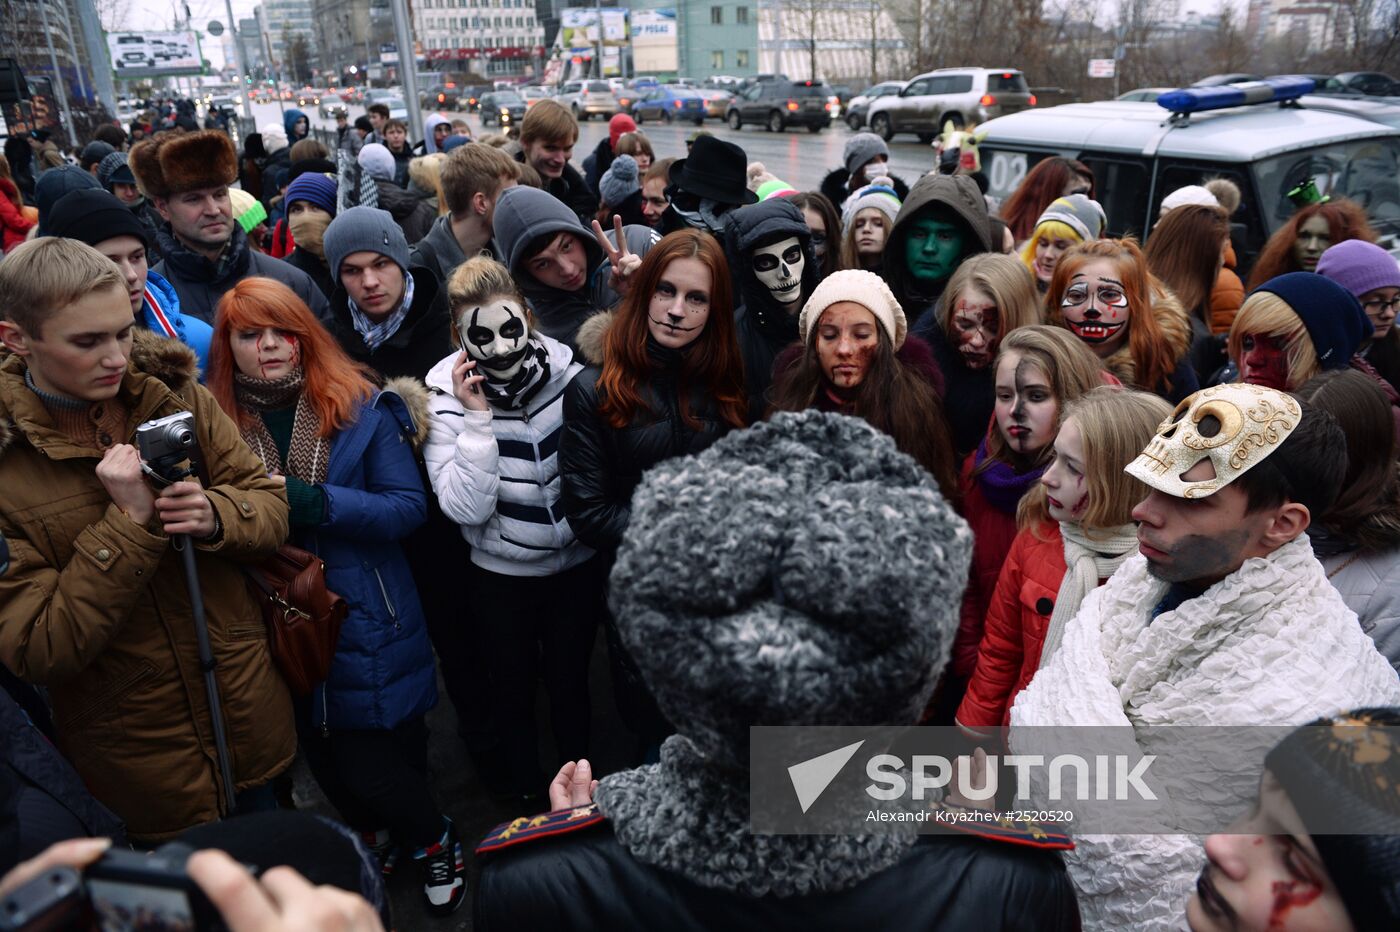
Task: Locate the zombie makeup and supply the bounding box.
[1041,415,1088,522]
[751,236,806,306]
[903,211,965,284]
[1240,333,1292,391]
[459,298,530,380]
[1293,216,1331,272]
[647,256,712,350]
[994,351,1058,457]
[1061,259,1130,357]
[816,302,881,391]
[232,327,300,381]
[950,288,999,370]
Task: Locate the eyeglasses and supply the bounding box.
[1362,297,1400,315]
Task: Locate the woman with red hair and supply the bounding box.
[560,228,747,754]
[1245,198,1377,289]
[998,157,1096,245]
[209,277,466,917]
[1046,238,1199,403]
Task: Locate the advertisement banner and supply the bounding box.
[108,31,203,77]
[557,8,628,49]
[630,8,677,73]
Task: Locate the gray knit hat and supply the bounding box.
[608,410,972,770]
[324,205,409,278]
[598,153,640,208]
[844,132,889,177]
[357,143,396,182]
[1033,193,1106,242]
[96,150,136,191]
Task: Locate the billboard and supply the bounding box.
[557,9,629,50]
[630,9,677,74]
[107,31,203,77]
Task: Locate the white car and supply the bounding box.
[113,35,152,69]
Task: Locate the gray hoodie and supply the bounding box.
[408,213,502,284]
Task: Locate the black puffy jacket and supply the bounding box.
[560,341,735,554]
[475,820,1081,931]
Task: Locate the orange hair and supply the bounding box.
[596,229,747,430]
[1246,199,1376,289]
[1045,238,1181,396]
[209,276,376,436]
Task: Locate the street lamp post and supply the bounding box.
[226,0,255,122]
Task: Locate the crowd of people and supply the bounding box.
[1,94,1399,931]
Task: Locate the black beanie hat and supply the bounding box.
[1265,707,1400,929]
[1251,272,1373,369]
[46,188,150,248]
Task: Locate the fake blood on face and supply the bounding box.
[1268,878,1321,929]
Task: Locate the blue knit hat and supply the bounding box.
[284,172,338,216]
[34,166,101,236]
[1251,272,1373,368]
[442,134,471,153]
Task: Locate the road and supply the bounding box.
[245,99,941,194]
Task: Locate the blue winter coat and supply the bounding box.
[143,270,212,378]
[299,389,438,731]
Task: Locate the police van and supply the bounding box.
[976,78,1400,273]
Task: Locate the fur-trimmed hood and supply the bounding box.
[382,375,430,454]
[575,310,614,367]
[1101,282,1192,391]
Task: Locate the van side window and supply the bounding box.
[1076,156,1151,239]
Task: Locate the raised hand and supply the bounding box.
[451,351,489,413]
[548,758,599,812]
[591,215,642,299]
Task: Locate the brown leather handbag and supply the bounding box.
[247,545,348,696]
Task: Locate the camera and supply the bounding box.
[135,412,197,471]
[0,844,229,931]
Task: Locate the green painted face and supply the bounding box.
[904,212,965,284]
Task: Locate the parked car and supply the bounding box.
[419,83,460,110]
[727,79,832,133]
[868,68,1035,141]
[697,87,733,120]
[829,84,853,110]
[1301,93,1400,131]
[479,90,528,127]
[381,97,409,121]
[844,80,907,130]
[319,97,348,118]
[521,85,553,108]
[1116,87,1171,102]
[1322,72,1400,96]
[1192,73,1265,87]
[561,79,620,120]
[461,86,490,112]
[632,86,706,125]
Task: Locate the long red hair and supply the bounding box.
[209,276,376,436]
[1045,238,1181,396]
[596,229,747,430]
[1246,199,1376,289]
[999,157,1096,242]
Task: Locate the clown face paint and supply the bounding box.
[751,237,805,305]
[647,256,712,350]
[816,302,881,391]
[1293,216,1331,272]
[1041,415,1088,523]
[1240,333,1292,391]
[994,351,1058,457]
[459,298,530,380]
[951,288,1000,370]
[1061,258,1130,357]
[904,212,965,284]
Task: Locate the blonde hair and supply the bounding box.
[439,144,520,217]
[445,255,532,347]
[520,99,578,147]
[1019,219,1082,274]
[1227,291,1319,390]
[942,253,1042,345]
[0,238,127,336]
[408,153,449,216]
[1018,386,1171,533]
[982,325,1108,469]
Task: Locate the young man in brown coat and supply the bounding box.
[0,237,295,842]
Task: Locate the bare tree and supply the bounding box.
[94,0,132,33]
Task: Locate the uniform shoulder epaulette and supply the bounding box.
[928,802,1074,851]
[475,803,608,857]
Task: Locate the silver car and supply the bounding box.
[845,80,907,130]
[868,68,1036,142]
[559,80,619,121]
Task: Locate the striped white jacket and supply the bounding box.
[423,337,594,577]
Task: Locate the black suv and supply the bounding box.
[726,80,832,133]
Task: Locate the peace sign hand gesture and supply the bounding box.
[592,214,642,299]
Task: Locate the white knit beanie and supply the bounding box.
[798,269,908,350]
[1160,184,1219,215]
[259,122,288,153]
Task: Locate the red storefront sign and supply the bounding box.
[425,46,545,61]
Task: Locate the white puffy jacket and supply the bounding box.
[1010,536,1400,931]
[423,337,593,577]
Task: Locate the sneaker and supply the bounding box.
[359,828,400,878]
[415,819,467,916]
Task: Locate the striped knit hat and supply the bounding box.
[840,177,902,228]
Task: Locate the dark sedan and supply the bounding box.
[479,91,527,127]
[631,86,706,125]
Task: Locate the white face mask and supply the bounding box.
[751,236,805,304]
[458,299,530,381]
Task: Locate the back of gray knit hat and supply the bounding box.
[609,409,972,769]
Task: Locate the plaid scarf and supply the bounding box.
[348,270,415,352]
[233,369,330,484]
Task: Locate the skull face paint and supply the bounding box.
[751,236,805,305]
[1061,258,1130,357]
[1240,333,1292,391]
[459,299,530,380]
[951,287,1000,370]
[994,351,1058,457]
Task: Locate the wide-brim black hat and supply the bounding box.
[669,135,758,206]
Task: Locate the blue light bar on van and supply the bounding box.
[1156,76,1316,115]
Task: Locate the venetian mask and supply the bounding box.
[459,299,530,381]
[751,236,805,304]
[1125,384,1301,499]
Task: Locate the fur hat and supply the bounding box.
[128,130,238,199]
[799,268,907,350]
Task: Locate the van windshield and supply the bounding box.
[1253,137,1400,248]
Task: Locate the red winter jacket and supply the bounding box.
[950,452,1027,680]
[0,179,35,254]
[956,522,1068,735]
